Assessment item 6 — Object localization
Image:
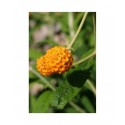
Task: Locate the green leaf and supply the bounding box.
[81,49,95,58]
[29,71,38,83]
[81,96,95,113]
[74,12,84,28]
[74,49,95,71]
[29,71,37,79]
[65,107,79,113]
[29,95,36,113]
[29,48,42,60]
[51,81,78,109]
[51,69,90,109]
[31,91,53,113]
[80,58,95,71]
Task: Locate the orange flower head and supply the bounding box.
[36,46,73,76]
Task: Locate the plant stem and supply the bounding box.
[69,101,85,113]
[29,66,85,113]
[73,50,96,66]
[29,66,56,91]
[87,79,96,96]
[67,12,88,49]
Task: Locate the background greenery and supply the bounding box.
[29,12,96,113]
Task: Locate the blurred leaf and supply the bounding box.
[81,48,95,58]
[65,107,79,113]
[74,12,84,28]
[81,58,95,71]
[29,48,42,60]
[72,34,85,53]
[29,71,38,83]
[51,69,90,109]
[59,13,69,33]
[81,96,95,113]
[29,71,37,79]
[29,95,36,113]
[75,49,95,71]
[31,91,53,113]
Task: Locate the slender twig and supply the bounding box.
[67,12,88,49]
[29,66,56,91]
[69,101,85,113]
[73,50,96,66]
[29,66,85,113]
[87,79,96,96]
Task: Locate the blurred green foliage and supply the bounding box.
[29,12,96,113]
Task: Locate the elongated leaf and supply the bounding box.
[32,91,53,113]
[81,96,95,113]
[29,95,36,113]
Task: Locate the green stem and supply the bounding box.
[67,12,88,49]
[29,67,56,91]
[69,101,85,113]
[87,79,96,96]
[73,50,96,66]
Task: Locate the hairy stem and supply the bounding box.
[67,12,88,49]
[73,50,96,66]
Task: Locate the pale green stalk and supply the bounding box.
[73,50,96,66]
[87,79,96,96]
[69,101,85,113]
[29,66,56,91]
[67,12,88,49]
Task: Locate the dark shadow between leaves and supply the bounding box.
[67,70,90,88]
[29,78,38,83]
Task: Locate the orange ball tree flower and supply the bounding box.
[36,46,73,76]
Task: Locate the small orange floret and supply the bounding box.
[36,46,73,76]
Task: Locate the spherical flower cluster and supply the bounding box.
[36,46,73,76]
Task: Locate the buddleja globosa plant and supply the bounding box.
[29,12,96,113]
